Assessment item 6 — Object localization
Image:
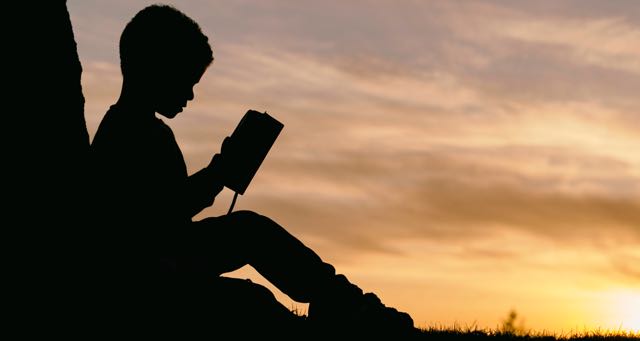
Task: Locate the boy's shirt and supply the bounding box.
[91,105,218,232]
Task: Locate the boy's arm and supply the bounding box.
[183,154,225,217]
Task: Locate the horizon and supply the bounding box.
[68,0,639,332]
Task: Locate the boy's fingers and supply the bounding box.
[221,136,231,154]
[209,153,222,170]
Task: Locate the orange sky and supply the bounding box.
[68,0,640,332]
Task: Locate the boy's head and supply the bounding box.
[120,4,213,118]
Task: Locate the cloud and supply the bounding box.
[498,17,640,73]
[187,139,640,262]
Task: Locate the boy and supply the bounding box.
[91,4,413,335]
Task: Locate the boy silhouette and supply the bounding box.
[91,4,413,335]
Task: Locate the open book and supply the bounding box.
[223,110,284,195]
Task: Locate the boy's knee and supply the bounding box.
[227,210,284,241]
[230,210,269,228]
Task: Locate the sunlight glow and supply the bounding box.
[610,290,640,333]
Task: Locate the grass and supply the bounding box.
[290,306,639,339]
[412,310,639,340]
[417,325,640,340]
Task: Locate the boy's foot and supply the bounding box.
[308,274,415,336]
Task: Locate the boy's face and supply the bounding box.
[151,65,206,119]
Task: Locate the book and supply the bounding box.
[223,110,284,195]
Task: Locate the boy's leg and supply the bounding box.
[190,210,336,303]
[187,210,414,335]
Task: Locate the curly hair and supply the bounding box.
[119,4,213,79]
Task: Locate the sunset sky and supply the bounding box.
[67,0,639,332]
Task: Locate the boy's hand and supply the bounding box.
[207,136,236,190]
[207,153,226,185]
[220,136,236,157]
